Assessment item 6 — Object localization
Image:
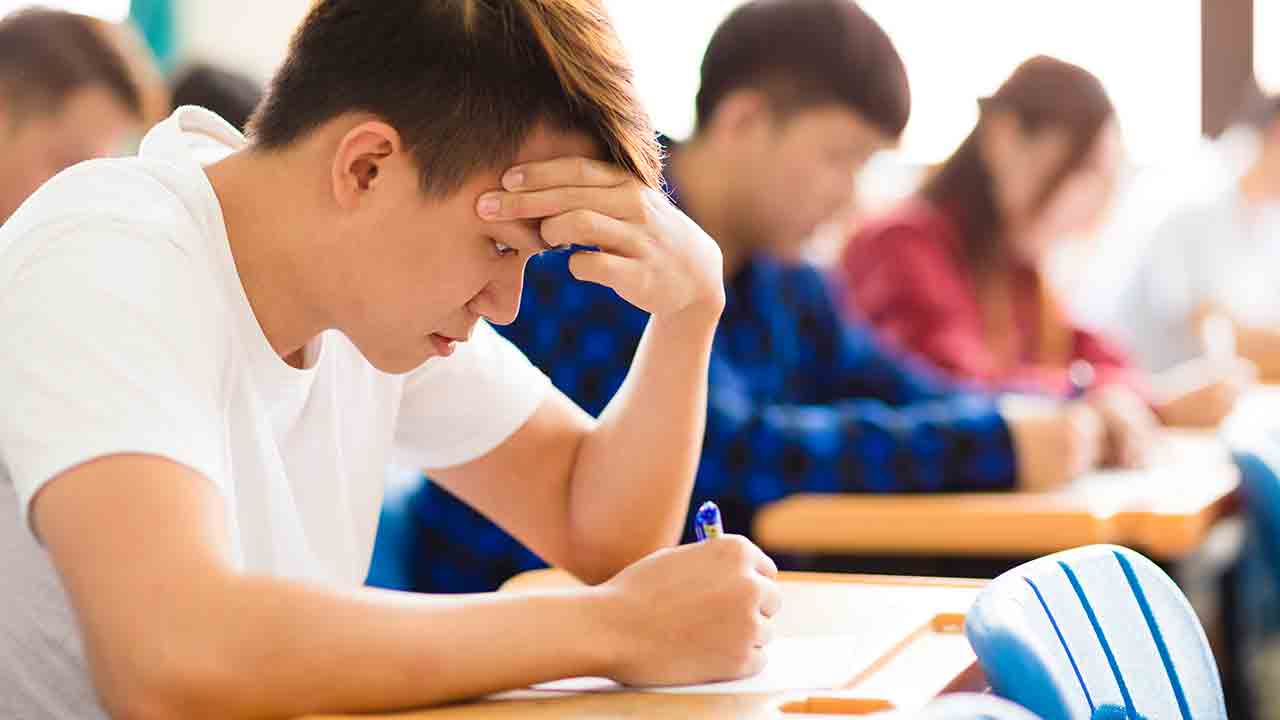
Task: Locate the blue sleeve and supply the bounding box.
[495,253,648,414]
[799,265,963,404]
[695,353,1017,533]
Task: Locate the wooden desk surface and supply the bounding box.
[305,572,986,719]
[755,431,1239,561]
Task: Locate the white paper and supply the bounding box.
[1059,468,1166,511]
[523,634,869,695]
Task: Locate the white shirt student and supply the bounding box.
[1110,102,1280,379]
[1112,189,1280,371]
[0,3,781,717]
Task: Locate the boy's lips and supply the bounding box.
[428,333,461,356]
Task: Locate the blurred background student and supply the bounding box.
[170,62,263,131]
[840,56,1255,462]
[0,8,159,224]
[1108,94,1280,381]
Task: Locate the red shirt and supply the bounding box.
[838,198,1141,396]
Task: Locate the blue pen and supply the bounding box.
[694,501,723,541]
[546,243,600,254]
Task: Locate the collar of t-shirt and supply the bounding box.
[139,106,328,415]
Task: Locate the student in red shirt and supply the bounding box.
[840,56,1253,467]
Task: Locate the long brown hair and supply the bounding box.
[922,55,1115,267]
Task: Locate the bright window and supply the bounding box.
[1258,0,1280,93]
[607,1,1202,166]
[0,0,130,22]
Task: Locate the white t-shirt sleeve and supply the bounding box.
[393,321,551,470]
[0,220,227,535]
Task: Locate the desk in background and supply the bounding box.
[755,431,1238,561]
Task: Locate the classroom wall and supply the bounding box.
[174,0,311,81]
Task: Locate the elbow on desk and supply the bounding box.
[566,527,681,585]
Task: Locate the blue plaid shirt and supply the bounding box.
[391,180,1018,594]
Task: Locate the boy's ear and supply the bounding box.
[707,88,775,143]
[332,120,402,210]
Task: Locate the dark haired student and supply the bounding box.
[0,8,148,225]
[0,1,781,717]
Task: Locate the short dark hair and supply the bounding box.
[0,9,142,124]
[172,64,264,132]
[247,0,661,195]
[694,0,910,138]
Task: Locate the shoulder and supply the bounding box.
[845,199,962,277]
[8,157,202,242]
[0,163,231,371]
[853,199,958,248]
[768,258,829,296]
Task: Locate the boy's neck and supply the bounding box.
[667,137,752,278]
[204,148,331,365]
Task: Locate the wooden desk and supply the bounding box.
[305,572,986,719]
[755,431,1239,561]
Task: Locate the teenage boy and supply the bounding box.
[0,2,779,717]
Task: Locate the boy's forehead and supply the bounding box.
[513,123,604,166]
[454,123,607,204]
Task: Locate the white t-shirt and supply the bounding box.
[0,107,551,718]
[1107,185,1280,372]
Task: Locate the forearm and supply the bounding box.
[568,311,718,580]
[145,574,615,719]
[706,396,1016,505]
[1237,324,1280,380]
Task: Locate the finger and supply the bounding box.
[753,616,777,648]
[502,156,631,191]
[477,185,640,222]
[753,547,779,580]
[543,210,648,259]
[759,580,783,619]
[741,646,768,677]
[567,249,644,290]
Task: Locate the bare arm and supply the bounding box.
[433,313,715,584]
[35,454,777,719]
